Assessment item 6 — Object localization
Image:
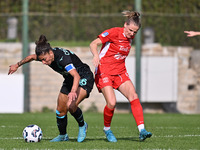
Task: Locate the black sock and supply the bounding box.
[70,107,84,127]
[56,115,67,135]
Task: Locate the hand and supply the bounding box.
[92,55,100,68]
[184,31,200,37]
[68,91,77,101]
[8,64,19,75]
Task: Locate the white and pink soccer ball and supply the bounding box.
[22,124,43,142]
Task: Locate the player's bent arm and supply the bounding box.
[89,38,102,67]
[90,38,102,57]
[8,54,37,75]
[68,69,80,101]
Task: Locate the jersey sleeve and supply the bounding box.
[59,52,76,72]
[65,63,75,72]
[98,28,117,44]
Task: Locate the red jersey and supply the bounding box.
[96,27,134,75]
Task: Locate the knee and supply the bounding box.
[107,101,116,109]
[56,110,66,118]
[128,93,138,101]
[68,104,77,113]
[133,93,138,100]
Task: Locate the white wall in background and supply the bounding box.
[0,74,24,113]
[115,56,178,102]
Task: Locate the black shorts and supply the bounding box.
[60,65,94,98]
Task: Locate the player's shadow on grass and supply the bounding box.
[44,136,140,142]
[116,136,139,142]
[84,136,139,142]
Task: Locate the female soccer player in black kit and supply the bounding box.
[8,35,94,143]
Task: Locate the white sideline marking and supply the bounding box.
[0,134,200,140]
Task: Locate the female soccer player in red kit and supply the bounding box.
[90,10,152,142]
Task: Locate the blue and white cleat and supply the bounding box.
[77,122,88,142]
[139,129,152,141]
[104,129,117,142]
[50,134,69,142]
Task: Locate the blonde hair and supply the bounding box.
[122,10,141,27]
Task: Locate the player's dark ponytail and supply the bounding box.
[122,10,141,27]
[35,35,52,57]
[35,35,48,45]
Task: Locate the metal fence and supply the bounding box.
[1,0,200,47]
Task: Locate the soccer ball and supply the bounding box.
[22,124,43,142]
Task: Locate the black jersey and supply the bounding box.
[49,47,88,78]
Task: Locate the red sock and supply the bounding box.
[130,98,144,126]
[104,105,115,127]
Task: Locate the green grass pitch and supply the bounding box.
[0,112,200,149]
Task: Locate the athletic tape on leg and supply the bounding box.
[56,110,65,119]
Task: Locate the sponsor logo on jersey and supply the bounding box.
[119,45,130,52]
[101,32,109,37]
[114,53,127,60]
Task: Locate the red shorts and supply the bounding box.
[95,72,131,92]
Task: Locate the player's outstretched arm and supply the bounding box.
[8,54,37,75]
[184,31,200,37]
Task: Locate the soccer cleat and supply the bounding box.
[50,134,69,142]
[104,129,117,142]
[139,129,152,141]
[77,122,88,142]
